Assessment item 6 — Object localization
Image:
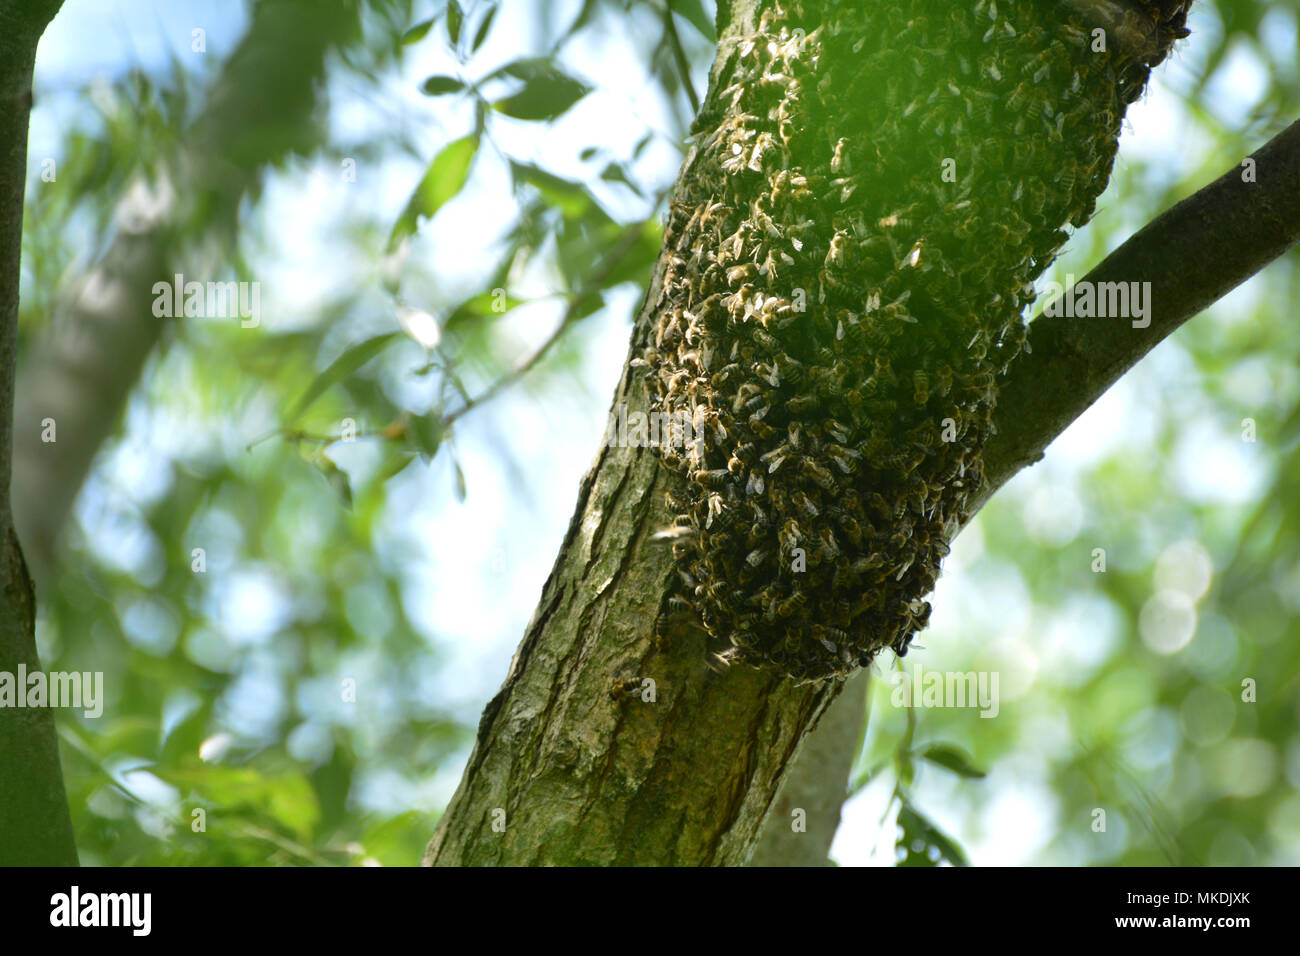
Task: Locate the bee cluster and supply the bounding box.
[645,0,1190,680]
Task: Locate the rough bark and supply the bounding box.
[425,0,1203,866]
[0,0,77,866]
[748,669,866,866]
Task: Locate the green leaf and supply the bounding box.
[493,57,553,82]
[440,288,524,334]
[421,75,466,96]
[493,68,590,121]
[286,333,399,424]
[510,162,593,219]
[599,219,661,288]
[316,455,353,509]
[409,411,445,460]
[166,767,322,843]
[471,5,497,52]
[920,744,987,779]
[379,450,417,481]
[446,0,463,46]
[897,803,970,867]
[400,18,435,46]
[453,459,467,501]
[388,134,478,250]
[600,162,644,197]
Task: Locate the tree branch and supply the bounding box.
[980,117,1300,508]
[770,117,1300,870]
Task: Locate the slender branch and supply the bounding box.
[443,223,647,427]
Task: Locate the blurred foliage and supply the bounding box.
[16,0,1300,865]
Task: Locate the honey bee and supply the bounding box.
[752,326,780,354]
[792,490,820,519]
[837,514,865,547]
[726,262,757,285]
[913,369,930,406]
[824,230,851,269]
[776,591,807,618]
[760,444,793,474]
[609,675,644,701]
[781,392,815,417]
[795,450,835,485]
[830,137,850,174]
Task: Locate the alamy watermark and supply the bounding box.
[0,666,103,718]
[603,403,701,450]
[891,662,999,718]
[1040,274,1152,328]
[152,273,260,327]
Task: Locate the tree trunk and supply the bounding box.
[0,0,77,866]
[425,0,1200,866]
[13,0,359,589]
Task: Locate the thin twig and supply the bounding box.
[443,223,648,428]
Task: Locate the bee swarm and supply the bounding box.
[645,0,1191,679]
